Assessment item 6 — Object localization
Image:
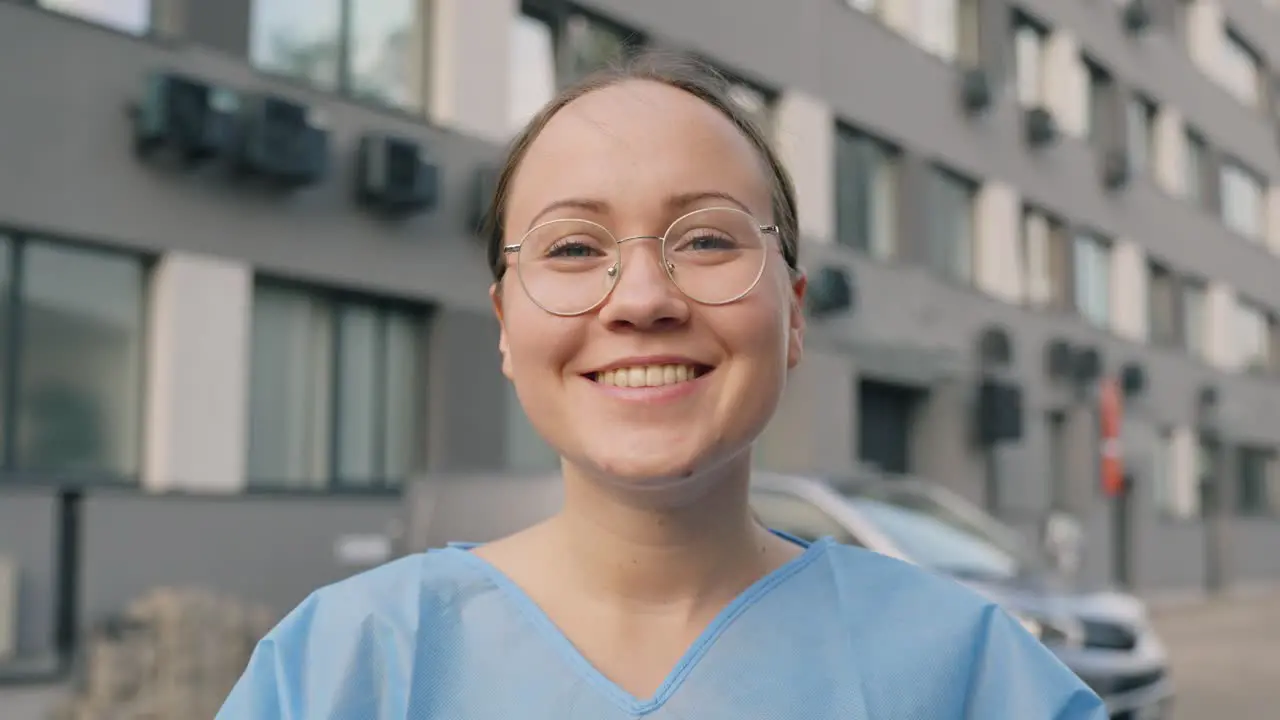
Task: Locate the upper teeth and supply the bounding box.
[596,365,699,387]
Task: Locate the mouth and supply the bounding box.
[587,363,714,388]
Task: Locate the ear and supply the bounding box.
[490,283,515,380]
[787,270,807,370]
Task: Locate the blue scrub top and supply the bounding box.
[217,536,1107,719]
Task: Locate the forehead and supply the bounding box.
[506,80,772,229]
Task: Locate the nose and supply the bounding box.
[596,236,690,331]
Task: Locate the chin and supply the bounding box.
[568,438,749,507]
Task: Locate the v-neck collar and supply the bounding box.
[444,532,833,716]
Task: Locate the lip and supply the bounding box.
[582,355,714,375]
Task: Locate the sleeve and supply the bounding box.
[962,604,1109,720]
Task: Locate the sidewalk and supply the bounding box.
[1148,587,1280,720]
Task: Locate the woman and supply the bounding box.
[218,52,1106,719]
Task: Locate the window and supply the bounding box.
[917,0,960,60]
[510,7,644,131]
[1219,160,1266,241]
[1182,280,1208,360]
[1021,207,1071,309]
[38,0,150,35]
[1073,232,1112,330]
[0,235,146,477]
[924,166,977,284]
[750,490,861,546]
[1184,128,1209,209]
[846,0,877,11]
[1219,28,1261,107]
[1235,299,1272,373]
[1125,94,1157,178]
[835,125,899,260]
[1151,428,1180,517]
[509,13,558,131]
[1083,59,1112,145]
[246,282,427,488]
[1148,262,1180,347]
[1236,447,1276,516]
[1013,14,1048,108]
[250,0,420,109]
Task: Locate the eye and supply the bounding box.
[677,232,737,252]
[546,237,606,258]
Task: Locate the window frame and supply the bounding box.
[834,122,901,260]
[0,225,152,487]
[245,276,432,493]
[248,0,423,111]
[923,164,978,285]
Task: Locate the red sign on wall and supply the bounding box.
[1099,377,1125,498]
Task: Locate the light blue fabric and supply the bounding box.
[218,536,1107,719]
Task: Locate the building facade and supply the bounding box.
[2,0,1280,645]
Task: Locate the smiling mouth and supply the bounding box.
[589,364,714,388]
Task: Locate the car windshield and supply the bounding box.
[836,482,1034,582]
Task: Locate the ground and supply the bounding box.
[1150,588,1280,720]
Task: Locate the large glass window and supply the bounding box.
[1182,281,1208,360]
[1219,28,1261,108]
[1236,447,1276,516]
[1147,262,1179,347]
[1220,159,1266,241]
[1073,232,1112,330]
[509,8,643,132]
[924,166,976,284]
[246,282,427,488]
[1235,299,1272,373]
[1126,94,1157,178]
[1021,207,1071,309]
[2,239,146,476]
[835,125,899,260]
[1013,15,1047,108]
[39,0,150,35]
[1184,128,1209,209]
[1083,59,1112,146]
[250,0,419,109]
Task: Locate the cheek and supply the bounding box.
[502,299,581,380]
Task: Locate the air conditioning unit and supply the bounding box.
[356,133,440,218]
[1102,149,1131,190]
[1024,107,1059,148]
[805,265,856,318]
[959,67,993,114]
[0,555,17,663]
[237,93,330,188]
[133,70,236,166]
[1123,0,1152,35]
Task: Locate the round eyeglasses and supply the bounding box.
[502,206,779,317]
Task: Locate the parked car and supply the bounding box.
[398,469,1174,719]
[750,472,1174,720]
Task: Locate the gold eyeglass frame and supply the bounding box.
[501,206,781,317]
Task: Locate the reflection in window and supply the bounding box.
[836,125,898,260]
[561,13,632,85]
[1073,232,1112,330]
[510,13,558,131]
[16,242,145,475]
[349,0,418,107]
[1219,160,1265,242]
[924,166,976,284]
[246,283,426,488]
[250,0,418,109]
[39,0,151,35]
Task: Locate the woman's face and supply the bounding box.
[492,79,806,487]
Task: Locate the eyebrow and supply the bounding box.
[525,190,753,230]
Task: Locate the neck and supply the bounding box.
[545,453,791,613]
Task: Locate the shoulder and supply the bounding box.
[808,542,1105,718]
[266,548,481,649]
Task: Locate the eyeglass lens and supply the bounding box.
[514,207,769,315]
